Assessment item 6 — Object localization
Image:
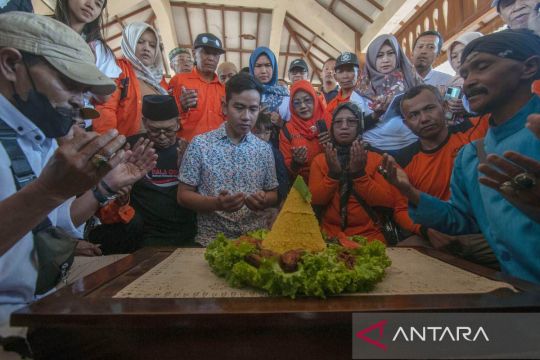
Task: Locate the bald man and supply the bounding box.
[217,62,238,84]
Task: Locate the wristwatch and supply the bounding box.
[91,185,116,207]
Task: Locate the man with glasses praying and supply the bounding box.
[127,95,197,246]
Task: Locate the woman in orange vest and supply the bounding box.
[279,80,331,182]
[309,102,394,242]
[94,22,168,136]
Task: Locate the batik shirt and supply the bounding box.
[179,124,278,245]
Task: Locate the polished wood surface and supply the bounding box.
[12,247,540,359]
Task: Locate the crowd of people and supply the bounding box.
[0,0,540,356]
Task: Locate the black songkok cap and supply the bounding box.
[461,29,540,66]
[142,95,179,121]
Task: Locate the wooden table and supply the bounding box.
[12,247,540,360]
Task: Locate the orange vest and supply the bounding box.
[170,68,225,141]
[93,59,168,136]
[325,89,351,117]
[279,115,331,182]
[309,151,394,242]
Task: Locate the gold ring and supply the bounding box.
[499,180,518,195]
[377,165,388,177]
[513,172,537,190]
[91,154,109,169]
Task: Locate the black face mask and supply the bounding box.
[12,62,75,138]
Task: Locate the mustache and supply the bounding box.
[464,86,487,97]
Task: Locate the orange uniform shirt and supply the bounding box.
[170,68,225,141]
[309,151,394,242]
[93,59,168,136]
[325,89,351,117]
[399,118,488,201]
[279,116,331,182]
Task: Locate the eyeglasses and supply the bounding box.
[333,118,358,127]
[292,97,314,108]
[146,126,179,136]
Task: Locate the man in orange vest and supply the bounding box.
[169,33,226,141]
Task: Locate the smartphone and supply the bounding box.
[444,87,462,121]
[315,119,328,134]
[445,86,462,101]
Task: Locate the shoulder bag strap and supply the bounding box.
[0,119,52,232]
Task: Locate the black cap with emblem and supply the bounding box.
[335,52,359,69]
[193,33,225,54]
[289,58,309,72]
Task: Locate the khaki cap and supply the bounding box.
[0,12,116,95]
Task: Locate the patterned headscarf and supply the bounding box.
[359,34,422,100]
[249,47,289,113]
[121,22,167,95]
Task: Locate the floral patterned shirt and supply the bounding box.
[179,124,278,246]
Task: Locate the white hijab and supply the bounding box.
[121,22,167,95]
[447,32,484,72]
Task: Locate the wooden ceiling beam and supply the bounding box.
[286,0,354,52]
[283,30,293,79]
[340,0,373,23]
[268,0,287,56]
[306,35,317,54]
[364,0,384,11]
[279,51,304,57]
[203,7,209,33]
[239,10,243,68]
[103,5,151,29]
[327,0,339,11]
[286,14,341,54]
[294,31,334,61]
[113,15,126,29]
[255,12,261,48]
[221,6,227,62]
[184,6,193,45]
[171,2,271,14]
[284,19,322,81]
[105,32,122,43]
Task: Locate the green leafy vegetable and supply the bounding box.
[292,176,311,203]
[205,232,391,298]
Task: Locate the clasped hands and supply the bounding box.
[216,190,268,212]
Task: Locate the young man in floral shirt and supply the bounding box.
[177,74,278,246]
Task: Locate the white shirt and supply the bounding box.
[93,40,121,79]
[362,93,418,151]
[423,69,453,88]
[0,94,78,336]
[363,115,418,151]
[278,96,291,122]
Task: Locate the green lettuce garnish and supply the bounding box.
[205,232,391,298]
[292,176,311,203]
